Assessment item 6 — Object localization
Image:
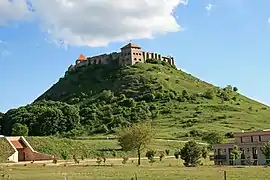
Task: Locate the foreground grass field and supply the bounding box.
[1,159,270,180]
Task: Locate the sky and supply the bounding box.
[1,0,270,112]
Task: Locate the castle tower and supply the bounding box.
[75,54,87,65]
[119,43,144,65]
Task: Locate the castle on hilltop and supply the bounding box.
[68,43,175,71]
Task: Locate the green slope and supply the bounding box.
[2,60,270,139]
[0,137,14,162]
[37,60,270,137]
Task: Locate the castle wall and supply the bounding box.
[70,44,175,70]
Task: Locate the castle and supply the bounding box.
[68,43,175,71]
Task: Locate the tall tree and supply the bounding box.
[262,141,270,165]
[117,122,154,166]
[230,145,240,165]
[180,140,203,167]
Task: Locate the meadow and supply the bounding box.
[1,158,269,180]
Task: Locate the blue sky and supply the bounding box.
[1,0,270,112]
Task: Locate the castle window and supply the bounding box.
[139,59,141,61]
[136,53,138,55]
[134,58,137,60]
[139,53,141,55]
[133,53,136,55]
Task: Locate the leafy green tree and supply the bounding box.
[204,89,215,99]
[180,140,203,167]
[202,132,224,149]
[230,145,240,165]
[12,123,29,136]
[262,141,270,165]
[146,149,156,165]
[117,122,154,166]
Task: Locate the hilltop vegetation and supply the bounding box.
[1,59,270,139]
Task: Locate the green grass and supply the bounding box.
[36,61,270,139]
[1,159,270,180]
[0,137,14,162]
[26,137,183,160]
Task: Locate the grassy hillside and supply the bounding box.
[0,137,14,162]
[2,60,270,139]
[26,137,183,160]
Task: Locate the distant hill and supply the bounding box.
[2,60,270,138]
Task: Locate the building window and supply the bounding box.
[251,136,253,142]
[139,59,141,61]
[139,53,141,55]
[241,137,243,143]
[134,58,137,60]
[259,136,261,142]
[136,53,138,55]
[133,53,136,55]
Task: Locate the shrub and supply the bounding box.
[122,156,129,164]
[96,157,102,165]
[11,123,29,136]
[73,155,79,164]
[53,156,57,164]
[174,151,179,159]
[159,151,165,162]
[142,93,155,102]
[146,149,156,161]
[203,89,215,99]
[225,132,234,138]
[61,150,68,160]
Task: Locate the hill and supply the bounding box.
[1,59,270,139]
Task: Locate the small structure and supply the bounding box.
[5,136,53,162]
[213,130,270,165]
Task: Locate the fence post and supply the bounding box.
[224,171,227,180]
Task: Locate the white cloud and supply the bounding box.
[0,0,31,25]
[0,0,186,47]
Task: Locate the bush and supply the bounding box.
[180,140,203,167]
[225,132,234,138]
[203,89,215,99]
[61,150,68,160]
[11,123,29,136]
[146,149,156,160]
[174,151,180,159]
[122,156,129,164]
[142,93,155,102]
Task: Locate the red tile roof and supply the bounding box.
[11,140,24,149]
[77,54,86,61]
[121,43,141,49]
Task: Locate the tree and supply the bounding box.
[230,145,240,165]
[202,132,224,149]
[11,123,29,136]
[233,87,238,92]
[204,89,215,99]
[117,122,154,166]
[146,149,156,165]
[262,141,270,165]
[180,140,203,167]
